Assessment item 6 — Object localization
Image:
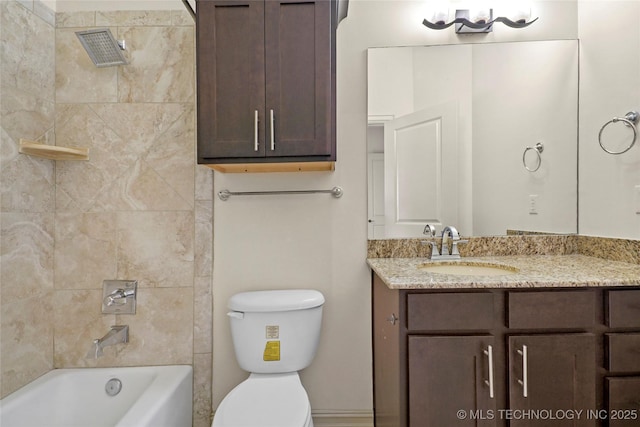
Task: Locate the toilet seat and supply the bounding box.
[212,372,313,427]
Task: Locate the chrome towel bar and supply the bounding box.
[218,186,343,201]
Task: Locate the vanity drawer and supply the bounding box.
[507,290,596,329]
[407,292,494,331]
[607,290,640,328]
[607,377,640,427]
[607,333,640,372]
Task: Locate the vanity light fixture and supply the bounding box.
[423,8,538,34]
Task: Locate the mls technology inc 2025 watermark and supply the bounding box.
[456,409,638,421]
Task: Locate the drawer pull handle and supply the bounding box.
[387,313,398,325]
[517,345,528,398]
[270,109,275,151]
[483,345,495,399]
[254,110,259,151]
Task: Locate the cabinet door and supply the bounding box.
[196,0,266,159]
[264,0,334,158]
[508,334,596,427]
[408,335,497,427]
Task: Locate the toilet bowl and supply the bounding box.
[212,373,313,427]
[211,289,324,427]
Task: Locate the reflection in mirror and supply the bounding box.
[367,40,578,239]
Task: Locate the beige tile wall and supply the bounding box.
[1,3,213,426]
[1,0,56,398]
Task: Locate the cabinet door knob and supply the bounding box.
[517,345,528,398]
[387,313,398,325]
[483,345,495,399]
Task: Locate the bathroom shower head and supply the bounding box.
[75,28,127,68]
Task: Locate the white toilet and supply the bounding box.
[212,289,325,427]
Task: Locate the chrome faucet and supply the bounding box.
[427,225,468,260]
[86,325,129,359]
[441,225,460,252]
[440,226,467,259]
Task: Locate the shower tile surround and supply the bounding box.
[0,3,213,426]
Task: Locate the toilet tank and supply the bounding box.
[227,289,324,374]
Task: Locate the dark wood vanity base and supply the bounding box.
[372,273,640,427]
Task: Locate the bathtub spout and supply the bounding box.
[86,325,129,359]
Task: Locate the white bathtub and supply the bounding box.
[0,365,192,427]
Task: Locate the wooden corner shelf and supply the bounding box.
[19,139,89,161]
[206,161,335,173]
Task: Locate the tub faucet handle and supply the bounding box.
[102,280,137,314]
[103,288,135,306]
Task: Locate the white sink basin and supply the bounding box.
[418,261,519,276]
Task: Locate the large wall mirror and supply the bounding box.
[367,40,578,239]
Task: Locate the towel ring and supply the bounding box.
[522,142,544,172]
[598,111,639,155]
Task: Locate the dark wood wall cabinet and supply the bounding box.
[196,0,337,173]
[372,274,640,427]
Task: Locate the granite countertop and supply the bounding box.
[367,254,640,289]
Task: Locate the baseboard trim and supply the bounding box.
[312,410,374,427]
[211,409,374,427]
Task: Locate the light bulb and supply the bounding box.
[508,7,531,24]
[469,8,492,24]
[428,7,450,25]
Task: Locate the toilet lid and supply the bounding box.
[213,373,311,427]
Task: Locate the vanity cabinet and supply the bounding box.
[195,0,337,172]
[372,275,640,427]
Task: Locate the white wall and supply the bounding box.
[578,1,640,238]
[367,47,414,119]
[212,0,579,416]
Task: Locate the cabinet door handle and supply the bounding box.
[517,345,528,398]
[254,110,259,151]
[270,109,275,151]
[483,345,495,399]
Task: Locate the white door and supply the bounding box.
[367,152,385,239]
[384,102,458,237]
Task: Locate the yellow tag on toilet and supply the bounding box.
[263,341,280,361]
